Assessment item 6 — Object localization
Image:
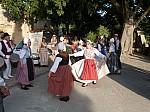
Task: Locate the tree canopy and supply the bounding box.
[1,0,150,38]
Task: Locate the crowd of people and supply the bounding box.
[47,34,122,102]
[0,32,122,111]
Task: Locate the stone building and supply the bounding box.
[0,4,30,44]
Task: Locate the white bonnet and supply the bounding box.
[24,37,29,44]
[60,36,64,42]
[79,40,84,44]
[87,40,93,45]
[110,38,114,43]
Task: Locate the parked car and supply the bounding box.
[13,40,40,65]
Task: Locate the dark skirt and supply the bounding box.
[107,52,119,74]
[26,58,35,81]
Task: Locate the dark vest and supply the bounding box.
[114,40,121,53]
[56,54,69,66]
[0,41,12,55]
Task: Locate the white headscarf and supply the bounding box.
[87,40,93,45]
[110,38,114,43]
[79,40,84,44]
[60,36,64,42]
[24,37,29,44]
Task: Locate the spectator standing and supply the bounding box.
[39,36,49,66]
[55,36,67,55]
[0,33,13,79]
[107,38,120,74]
[114,34,122,74]
[16,37,35,90]
[50,35,57,56]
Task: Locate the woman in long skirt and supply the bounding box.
[16,37,35,90]
[71,40,109,87]
[107,38,120,74]
[50,35,57,56]
[48,47,75,102]
[39,36,49,66]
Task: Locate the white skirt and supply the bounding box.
[71,59,110,83]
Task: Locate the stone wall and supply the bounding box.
[0,4,30,44]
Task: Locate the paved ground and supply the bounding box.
[3,54,150,112]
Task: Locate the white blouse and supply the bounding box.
[50,57,62,73]
[98,44,102,52]
[74,47,105,59]
[109,43,115,53]
[20,45,32,64]
[55,42,66,55]
[0,40,12,58]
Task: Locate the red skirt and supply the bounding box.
[81,59,98,80]
[48,65,75,96]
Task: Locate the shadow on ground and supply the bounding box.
[4,73,93,112]
[107,61,150,100]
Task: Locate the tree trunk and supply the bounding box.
[121,23,135,55]
[66,23,69,35]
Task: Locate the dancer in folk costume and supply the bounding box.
[70,40,85,64]
[107,38,120,74]
[39,36,49,66]
[71,40,109,87]
[48,47,75,102]
[16,38,35,90]
[71,36,79,53]
[77,40,85,52]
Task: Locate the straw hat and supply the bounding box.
[42,36,46,39]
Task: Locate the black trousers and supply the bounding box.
[116,50,122,69]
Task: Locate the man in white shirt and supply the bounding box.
[0,33,13,79]
[55,36,67,55]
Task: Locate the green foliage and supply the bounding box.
[1,0,39,22]
[1,0,69,22]
[138,17,150,36]
[87,25,110,42]
[87,31,96,42]
[1,0,150,39]
[96,25,110,37]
